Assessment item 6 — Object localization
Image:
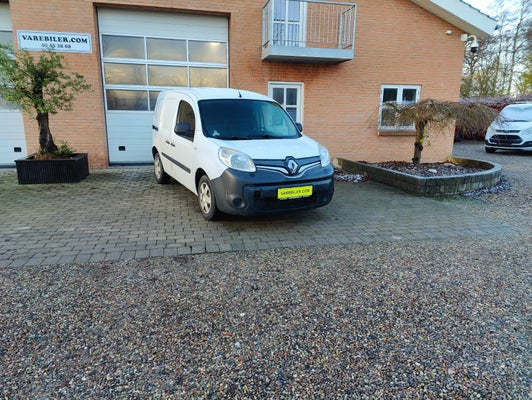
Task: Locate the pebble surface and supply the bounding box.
[0,142,530,399]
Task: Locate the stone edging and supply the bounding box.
[334,157,502,196]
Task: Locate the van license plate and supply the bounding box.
[277,185,313,200]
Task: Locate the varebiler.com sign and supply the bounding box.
[17,31,92,53]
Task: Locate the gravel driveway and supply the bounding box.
[1,142,530,399]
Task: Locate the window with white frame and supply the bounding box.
[268,82,304,123]
[272,0,307,47]
[379,85,420,130]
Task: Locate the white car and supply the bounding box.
[151,88,334,220]
[485,103,532,153]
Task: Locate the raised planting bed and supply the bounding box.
[15,153,89,184]
[334,156,502,196]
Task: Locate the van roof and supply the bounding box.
[159,87,272,102]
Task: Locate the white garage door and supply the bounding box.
[0,4,27,167]
[98,8,229,163]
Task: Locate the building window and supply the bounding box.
[379,85,420,130]
[101,34,228,112]
[268,82,304,123]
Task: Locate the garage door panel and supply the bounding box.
[106,113,152,163]
[107,139,152,163]
[0,140,27,166]
[0,111,27,166]
[1,4,26,166]
[0,112,27,166]
[98,9,228,41]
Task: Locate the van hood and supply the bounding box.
[209,135,322,159]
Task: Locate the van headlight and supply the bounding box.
[319,145,331,167]
[219,147,256,172]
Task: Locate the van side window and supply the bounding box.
[175,100,196,139]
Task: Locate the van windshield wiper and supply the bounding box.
[247,134,277,139]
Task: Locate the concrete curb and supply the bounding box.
[335,157,502,196]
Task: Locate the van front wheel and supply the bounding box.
[198,175,219,220]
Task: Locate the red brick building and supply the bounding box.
[0,0,496,167]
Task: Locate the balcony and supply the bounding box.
[262,0,356,63]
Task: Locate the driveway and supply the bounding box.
[0,141,529,268]
[0,141,530,399]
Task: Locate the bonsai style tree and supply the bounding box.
[384,99,497,164]
[0,45,91,157]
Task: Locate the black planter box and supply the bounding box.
[15,153,89,184]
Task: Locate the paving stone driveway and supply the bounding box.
[0,144,528,268]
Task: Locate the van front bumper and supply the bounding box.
[211,165,335,216]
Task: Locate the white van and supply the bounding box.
[151,88,334,220]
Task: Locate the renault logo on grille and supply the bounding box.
[285,157,299,175]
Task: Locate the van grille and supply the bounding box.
[254,156,321,177]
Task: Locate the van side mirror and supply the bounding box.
[175,122,191,134]
[295,122,303,132]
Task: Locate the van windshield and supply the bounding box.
[198,99,301,140]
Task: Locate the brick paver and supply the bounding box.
[0,163,528,268]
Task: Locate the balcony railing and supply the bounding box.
[262,0,356,63]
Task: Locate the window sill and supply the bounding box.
[378,129,416,137]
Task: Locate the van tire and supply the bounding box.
[198,175,219,220]
[154,152,170,184]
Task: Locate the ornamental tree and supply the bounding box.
[0,45,91,156]
[385,99,497,164]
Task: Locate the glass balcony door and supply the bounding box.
[273,0,306,47]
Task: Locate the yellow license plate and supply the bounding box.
[277,185,313,200]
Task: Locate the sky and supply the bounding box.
[463,0,520,16]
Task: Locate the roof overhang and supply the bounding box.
[410,0,498,37]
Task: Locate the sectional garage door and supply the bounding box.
[98,8,229,163]
[0,3,27,166]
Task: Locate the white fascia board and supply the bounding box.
[410,0,498,37]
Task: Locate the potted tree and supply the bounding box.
[0,45,91,184]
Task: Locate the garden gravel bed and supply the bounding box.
[1,237,530,399]
[373,161,485,177]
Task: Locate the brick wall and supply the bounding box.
[8,0,466,167]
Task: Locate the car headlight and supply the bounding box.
[520,127,532,137]
[219,147,256,172]
[485,126,495,139]
[319,145,331,167]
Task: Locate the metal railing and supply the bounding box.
[262,0,356,51]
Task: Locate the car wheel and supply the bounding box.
[485,147,496,153]
[198,175,219,220]
[154,152,170,184]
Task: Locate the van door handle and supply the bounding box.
[165,140,171,145]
